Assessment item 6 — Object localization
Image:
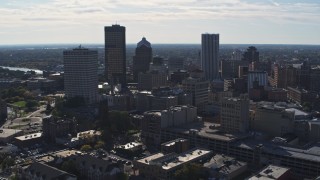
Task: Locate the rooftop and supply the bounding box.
[234,140,320,162]
[161,138,188,147]
[137,148,212,170]
[0,129,22,138]
[53,150,78,158]
[248,165,290,180]
[15,132,42,141]
[204,154,247,174]
[116,142,142,150]
[165,122,249,142]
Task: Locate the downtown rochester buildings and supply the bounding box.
[201,34,220,81]
[63,47,98,104]
[104,24,126,86]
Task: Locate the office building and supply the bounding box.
[0,98,7,121]
[269,64,298,88]
[168,57,184,72]
[182,77,209,111]
[287,87,317,104]
[19,162,77,180]
[231,49,242,61]
[63,47,98,104]
[170,70,189,84]
[132,37,152,81]
[204,154,247,180]
[221,60,249,79]
[248,71,268,91]
[242,46,259,62]
[134,148,212,180]
[201,34,219,80]
[310,66,320,92]
[161,138,190,154]
[138,71,167,90]
[104,24,126,85]
[220,95,249,133]
[42,116,77,142]
[141,106,198,146]
[150,56,167,73]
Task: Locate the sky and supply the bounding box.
[0,0,319,45]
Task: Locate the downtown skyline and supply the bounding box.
[0,0,319,45]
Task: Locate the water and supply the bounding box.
[0,66,43,74]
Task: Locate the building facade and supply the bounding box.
[182,77,209,111]
[220,95,249,133]
[63,47,98,104]
[0,98,7,121]
[105,24,126,86]
[201,34,219,81]
[133,37,152,81]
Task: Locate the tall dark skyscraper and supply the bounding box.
[243,46,259,62]
[201,33,220,81]
[104,24,126,86]
[133,37,152,81]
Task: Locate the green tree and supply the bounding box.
[26,100,39,110]
[174,163,209,180]
[94,140,105,149]
[0,156,14,170]
[115,172,129,180]
[80,144,92,152]
[61,160,80,176]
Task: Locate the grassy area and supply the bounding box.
[13,101,26,108]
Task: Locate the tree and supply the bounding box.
[61,160,80,177]
[115,172,129,180]
[65,96,85,108]
[80,144,92,152]
[26,100,38,111]
[174,163,209,180]
[94,140,105,149]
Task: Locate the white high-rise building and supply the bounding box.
[64,47,98,104]
[201,34,220,81]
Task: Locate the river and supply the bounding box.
[0,66,43,74]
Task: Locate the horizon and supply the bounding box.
[0,0,319,45]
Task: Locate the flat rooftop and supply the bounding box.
[234,140,320,162]
[204,154,247,174]
[15,132,42,141]
[163,149,212,170]
[117,142,142,150]
[137,148,212,170]
[0,129,22,138]
[53,150,78,158]
[249,165,290,180]
[164,122,249,142]
[161,138,188,147]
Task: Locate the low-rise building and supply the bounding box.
[19,162,77,180]
[42,116,77,142]
[0,129,23,143]
[138,71,167,90]
[203,154,247,180]
[141,106,198,147]
[14,132,43,147]
[68,154,123,180]
[134,148,213,180]
[248,165,292,180]
[161,138,189,154]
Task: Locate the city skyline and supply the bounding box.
[0,0,319,45]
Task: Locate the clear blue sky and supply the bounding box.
[0,0,319,44]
